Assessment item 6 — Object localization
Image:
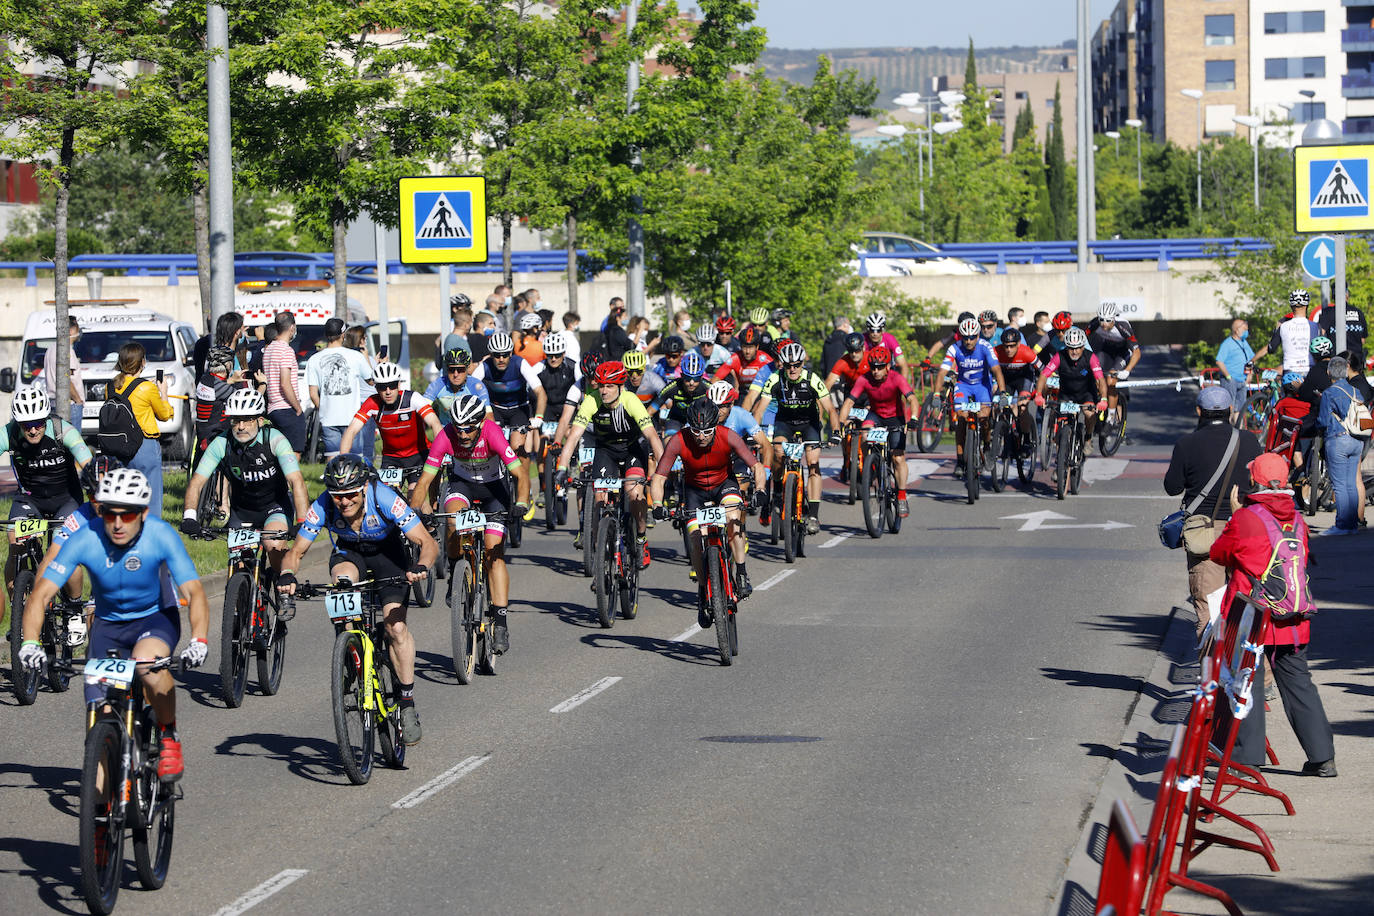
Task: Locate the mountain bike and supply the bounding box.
[379,464,435,608]
[916,375,955,453]
[296,576,411,785]
[988,393,1018,493]
[202,527,292,708]
[1052,400,1088,500]
[588,476,641,628]
[1238,368,1281,442]
[842,407,869,504]
[78,653,182,915]
[537,421,569,531]
[1303,431,1333,518]
[682,503,741,666]
[1098,370,1137,457]
[860,426,902,538]
[441,508,498,683]
[955,402,987,504]
[6,517,81,704]
[774,438,817,562]
[195,465,229,528]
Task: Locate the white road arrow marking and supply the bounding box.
[1000,510,1133,532]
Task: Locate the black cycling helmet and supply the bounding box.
[957,311,976,324]
[580,351,603,378]
[80,454,123,496]
[999,327,1022,346]
[442,347,472,369]
[686,397,719,432]
[663,336,685,356]
[844,331,864,352]
[323,454,371,493]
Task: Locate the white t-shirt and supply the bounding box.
[305,345,374,427]
[42,342,83,405]
[563,330,582,366]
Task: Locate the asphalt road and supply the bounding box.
[0,352,1203,915]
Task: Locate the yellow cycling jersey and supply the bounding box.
[573,389,654,445]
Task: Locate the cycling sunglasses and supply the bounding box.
[100,508,141,523]
[455,423,482,434]
[329,488,363,501]
[376,382,400,391]
[19,420,45,431]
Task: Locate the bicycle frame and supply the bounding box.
[694,506,736,609]
[82,654,178,821]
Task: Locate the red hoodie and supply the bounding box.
[1209,490,1312,647]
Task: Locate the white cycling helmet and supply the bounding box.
[697,322,717,343]
[518,311,542,331]
[958,317,980,338]
[542,331,567,356]
[707,380,735,406]
[865,312,887,332]
[450,394,486,427]
[11,386,50,423]
[1098,301,1121,320]
[372,361,405,385]
[1289,288,1311,308]
[777,342,806,365]
[95,468,151,509]
[224,388,265,418]
[487,331,514,356]
[1064,326,1088,348]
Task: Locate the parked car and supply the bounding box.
[849,232,989,276]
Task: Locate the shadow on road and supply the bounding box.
[0,835,84,914]
[580,632,720,666]
[1040,665,1164,700]
[1082,612,1170,652]
[175,667,232,710]
[0,762,81,818]
[214,732,348,785]
[413,650,461,687]
[521,598,600,630]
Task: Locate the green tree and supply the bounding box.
[1045,82,1070,239]
[964,37,977,92]
[0,0,164,417]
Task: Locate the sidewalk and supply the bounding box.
[1052,519,1374,914]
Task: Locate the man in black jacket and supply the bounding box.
[1164,385,1263,638]
[821,315,851,377]
[600,298,632,361]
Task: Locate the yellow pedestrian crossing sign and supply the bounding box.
[1295,145,1374,232]
[399,176,488,264]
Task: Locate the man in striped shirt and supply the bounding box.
[264,311,306,456]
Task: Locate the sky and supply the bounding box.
[751,0,1121,50]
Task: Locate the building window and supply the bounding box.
[1205,59,1236,91]
[1263,11,1324,34]
[1264,56,1326,79]
[1014,91,1028,100]
[1204,15,1234,46]
[1295,101,1326,122]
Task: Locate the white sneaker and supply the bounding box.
[67,614,87,646]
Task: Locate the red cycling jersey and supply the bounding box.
[353,390,436,458]
[828,352,870,387]
[655,427,756,489]
[712,351,773,388]
[848,370,912,420]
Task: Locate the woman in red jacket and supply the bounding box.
[1209,451,1336,776]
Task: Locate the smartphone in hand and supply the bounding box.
[156,368,164,383]
[378,345,390,360]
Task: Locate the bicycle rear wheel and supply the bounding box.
[782,475,798,563]
[964,424,979,504]
[846,434,861,504]
[1056,422,1071,501]
[133,712,175,889]
[884,461,902,534]
[256,595,286,697]
[79,719,125,915]
[593,515,617,628]
[477,579,496,676]
[861,451,883,539]
[331,630,375,785]
[543,460,558,530]
[1039,404,1055,470]
[705,546,732,667]
[450,558,476,684]
[376,652,406,768]
[989,419,1007,493]
[1070,422,1085,495]
[219,571,253,708]
[916,393,942,453]
[1099,399,1128,457]
[619,520,640,620]
[8,569,39,705]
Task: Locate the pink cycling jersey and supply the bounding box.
[1038,352,1104,379]
[425,419,519,483]
[849,370,913,421]
[864,332,904,360]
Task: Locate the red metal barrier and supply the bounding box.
[1095,798,1147,916]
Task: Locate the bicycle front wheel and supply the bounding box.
[450,559,476,684]
[1056,422,1071,501]
[860,450,883,539]
[593,515,617,628]
[782,474,798,563]
[220,572,253,708]
[331,630,375,785]
[885,459,903,534]
[79,719,125,915]
[8,569,39,705]
[964,423,979,504]
[989,418,1006,492]
[846,434,861,504]
[705,546,733,666]
[1099,399,1127,457]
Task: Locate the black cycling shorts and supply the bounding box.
[591,439,650,480]
[773,420,821,445]
[683,480,743,515]
[444,476,512,534]
[330,536,411,608]
[865,414,908,453]
[492,403,532,432]
[10,493,80,522]
[85,608,181,704]
[228,503,292,529]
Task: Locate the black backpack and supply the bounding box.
[96,378,147,461]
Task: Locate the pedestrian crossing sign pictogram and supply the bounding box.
[1295,145,1374,232]
[399,176,488,264]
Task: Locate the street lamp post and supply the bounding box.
[1180,88,1204,215]
[1125,118,1143,189]
[1105,130,1120,157]
[1232,114,1262,208]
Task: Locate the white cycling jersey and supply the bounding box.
[1272,316,1317,374]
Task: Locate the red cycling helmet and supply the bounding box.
[715,315,737,334]
[1051,310,1073,331]
[593,361,628,386]
[867,345,892,366]
[738,325,761,346]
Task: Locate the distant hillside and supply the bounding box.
[756,45,1075,99]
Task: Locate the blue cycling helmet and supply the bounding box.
[681,351,705,379]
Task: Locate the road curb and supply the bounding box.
[1048,598,1198,916]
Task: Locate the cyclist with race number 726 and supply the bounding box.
[276,455,438,744]
[650,399,767,627]
[838,346,921,518]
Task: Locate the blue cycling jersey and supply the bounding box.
[297,481,421,548]
[748,365,778,425]
[423,375,491,425]
[53,502,99,544]
[723,405,762,439]
[44,516,199,622]
[941,341,1000,388]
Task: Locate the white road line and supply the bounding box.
[979,493,1174,500]
[391,754,492,810]
[211,869,310,916]
[671,624,703,642]
[550,676,623,714]
[819,532,850,548]
[755,569,797,591]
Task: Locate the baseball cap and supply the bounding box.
[1248,452,1290,489]
[1197,386,1232,410]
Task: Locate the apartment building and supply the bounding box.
[1251,1,1344,145]
[1135,0,1253,143]
[1343,1,1374,141]
[1092,2,1136,134]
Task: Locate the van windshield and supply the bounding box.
[21,339,53,386]
[75,330,177,365]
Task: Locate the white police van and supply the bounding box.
[3,301,198,461]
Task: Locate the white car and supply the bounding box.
[850,232,989,277]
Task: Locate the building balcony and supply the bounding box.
[1343,117,1374,139]
[1342,0,1374,8]
[1343,27,1374,52]
[1344,71,1374,97]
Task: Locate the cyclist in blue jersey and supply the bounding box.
[423,347,491,426]
[934,317,1007,474]
[653,336,686,380]
[20,469,210,783]
[472,331,546,460]
[276,454,438,744]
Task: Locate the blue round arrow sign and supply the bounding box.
[1301,235,1337,281]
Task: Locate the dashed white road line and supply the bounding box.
[211,869,310,916]
[671,624,703,642]
[392,754,492,809]
[755,569,797,591]
[551,676,623,714]
[819,532,851,549]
